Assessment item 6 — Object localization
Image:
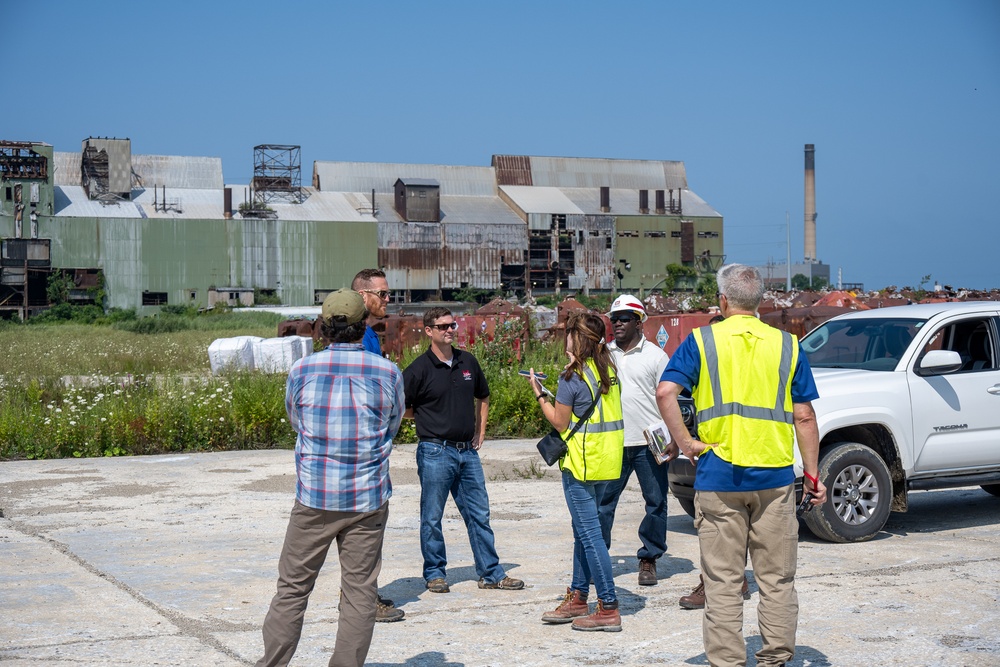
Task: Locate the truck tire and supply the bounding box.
[803,442,892,543]
[982,484,1000,497]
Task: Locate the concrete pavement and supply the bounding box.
[2,440,999,666]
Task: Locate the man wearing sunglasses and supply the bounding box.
[402,307,524,595]
[352,268,392,357]
[598,295,677,587]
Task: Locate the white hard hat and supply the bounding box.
[607,294,647,323]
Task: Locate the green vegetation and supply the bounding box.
[0,309,561,459]
[791,273,829,290]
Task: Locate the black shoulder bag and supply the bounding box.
[536,391,602,466]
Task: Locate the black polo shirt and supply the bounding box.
[403,346,490,442]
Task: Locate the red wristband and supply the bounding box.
[803,470,819,486]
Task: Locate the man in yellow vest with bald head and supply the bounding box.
[657,264,827,667]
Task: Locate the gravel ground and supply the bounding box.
[2,441,999,666]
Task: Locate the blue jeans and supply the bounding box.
[416,441,506,584]
[598,445,669,560]
[562,471,616,604]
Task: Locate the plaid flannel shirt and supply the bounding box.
[285,343,404,512]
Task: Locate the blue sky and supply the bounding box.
[7,1,999,291]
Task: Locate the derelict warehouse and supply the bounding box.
[0,138,726,317]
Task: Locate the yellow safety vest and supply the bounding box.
[692,315,797,468]
[560,361,625,481]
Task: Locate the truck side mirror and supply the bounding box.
[915,349,963,376]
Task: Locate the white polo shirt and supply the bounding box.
[609,335,670,447]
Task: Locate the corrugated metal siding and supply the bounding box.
[570,215,615,290]
[560,187,721,218]
[83,138,132,193]
[314,162,496,197]
[42,215,373,311]
[53,152,82,185]
[54,152,223,190]
[492,154,533,185]
[377,220,525,291]
[54,185,375,222]
[130,154,223,189]
[523,156,687,190]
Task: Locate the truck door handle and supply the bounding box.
[989,385,1000,395]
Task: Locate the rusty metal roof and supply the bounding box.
[314,161,496,197]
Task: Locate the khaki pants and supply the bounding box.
[696,486,798,667]
[257,500,389,667]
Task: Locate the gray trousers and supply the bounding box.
[256,500,388,667]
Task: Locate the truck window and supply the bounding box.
[919,318,996,372]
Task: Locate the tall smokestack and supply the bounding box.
[804,144,817,263]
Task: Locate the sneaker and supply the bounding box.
[376,597,405,623]
[638,558,658,586]
[426,578,450,593]
[679,575,751,610]
[571,600,622,632]
[477,576,524,590]
[541,587,590,624]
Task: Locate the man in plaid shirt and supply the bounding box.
[256,289,404,667]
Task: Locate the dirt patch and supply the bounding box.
[96,484,163,498]
[0,476,105,494]
[206,468,252,474]
[241,474,296,493]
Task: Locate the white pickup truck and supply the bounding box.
[668,301,1000,542]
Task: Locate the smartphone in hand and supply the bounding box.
[796,492,815,517]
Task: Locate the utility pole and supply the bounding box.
[785,210,791,292]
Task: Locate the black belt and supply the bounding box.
[423,438,474,451]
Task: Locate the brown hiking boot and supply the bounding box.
[638,558,658,586]
[376,596,405,623]
[338,591,404,622]
[571,600,622,632]
[478,576,525,590]
[426,578,450,593]
[679,575,751,610]
[541,588,590,624]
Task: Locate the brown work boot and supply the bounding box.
[376,595,405,622]
[338,591,405,622]
[541,588,590,624]
[638,558,658,586]
[571,600,622,632]
[426,578,450,593]
[679,575,751,610]
[478,576,525,590]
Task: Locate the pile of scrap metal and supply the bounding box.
[278,287,1000,360]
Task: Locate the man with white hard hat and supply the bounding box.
[598,294,677,586]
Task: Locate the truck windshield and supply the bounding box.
[801,317,925,371]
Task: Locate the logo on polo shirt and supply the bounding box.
[462,370,473,381]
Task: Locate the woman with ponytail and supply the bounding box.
[530,311,625,632]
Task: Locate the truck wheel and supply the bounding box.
[982,484,1000,497]
[803,442,892,543]
[677,496,696,518]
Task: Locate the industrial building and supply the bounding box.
[0,137,724,318]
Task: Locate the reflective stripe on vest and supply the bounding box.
[692,316,797,468]
[560,362,625,482]
[696,326,795,426]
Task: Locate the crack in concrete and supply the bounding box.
[3,517,254,665]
